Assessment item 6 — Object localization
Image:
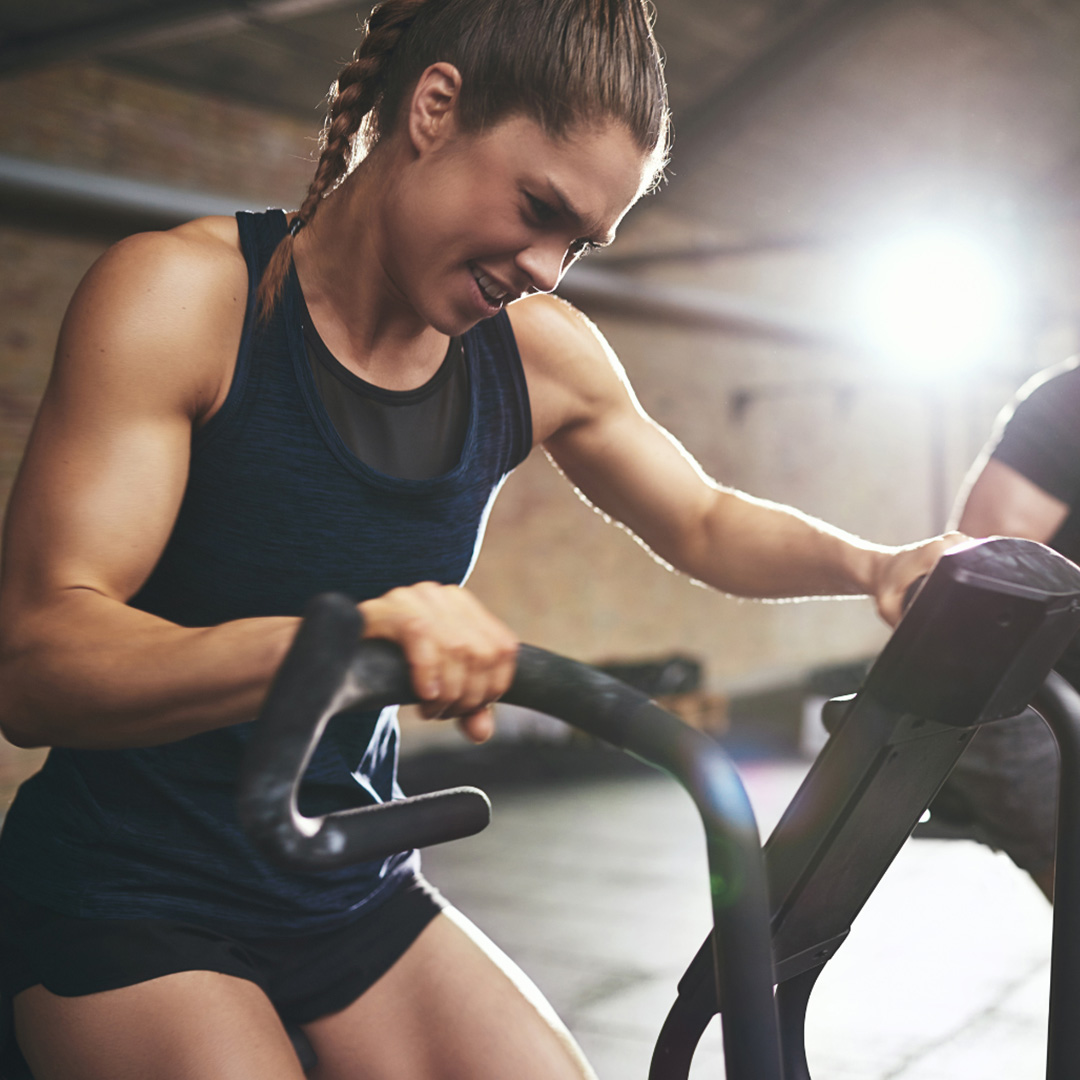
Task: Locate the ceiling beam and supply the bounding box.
[0,0,363,77]
[0,152,250,227]
[593,235,830,269]
[0,152,853,348]
[558,264,852,348]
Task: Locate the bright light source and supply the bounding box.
[849,226,1019,374]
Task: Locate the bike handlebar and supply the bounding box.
[237,591,782,1079]
[238,593,484,870]
[238,592,762,870]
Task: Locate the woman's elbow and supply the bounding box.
[0,649,52,748]
[0,719,45,749]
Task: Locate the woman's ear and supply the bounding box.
[408,62,464,154]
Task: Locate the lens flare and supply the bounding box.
[850,226,1019,374]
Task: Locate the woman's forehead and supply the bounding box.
[485,115,651,218]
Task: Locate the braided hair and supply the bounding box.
[257,0,669,320]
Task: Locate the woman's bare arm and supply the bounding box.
[0,220,517,750]
[0,221,307,750]
[511,293,960,627]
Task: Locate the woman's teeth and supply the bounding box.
[473,269,509,306]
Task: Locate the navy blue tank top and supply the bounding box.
[0,209,532,932]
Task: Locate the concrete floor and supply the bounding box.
[417,753,1054,1080]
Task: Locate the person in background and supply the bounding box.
[926,357,1080,902]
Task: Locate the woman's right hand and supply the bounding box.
[357,583,519,743]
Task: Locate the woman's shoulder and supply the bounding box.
[57,216,250,420]
[506,293,633,443]
[506,292,623,386]
[83,216,246,309]
[507,292,596,352]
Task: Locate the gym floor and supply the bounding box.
[412,744,1053,1080]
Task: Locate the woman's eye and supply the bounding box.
[526,194,558,223]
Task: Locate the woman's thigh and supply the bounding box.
[303,908,597,1080]
[14,970,307,1080]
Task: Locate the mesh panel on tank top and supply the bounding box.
[301,304,468,481]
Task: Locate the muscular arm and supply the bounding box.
[0,223,516,750]
[0,224,300,750]
[952,457,1069,541]
[512,294,954,625]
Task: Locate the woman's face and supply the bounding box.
[381,113,651,335]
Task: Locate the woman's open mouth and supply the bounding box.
[471,265,511,310]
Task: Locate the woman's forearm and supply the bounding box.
[0,587,300,749]
[681,486,893,601]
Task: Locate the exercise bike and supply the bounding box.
[239,536,1080,1079]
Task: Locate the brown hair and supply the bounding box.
[257,0,670,320]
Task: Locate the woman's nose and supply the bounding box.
[515,242,565,295]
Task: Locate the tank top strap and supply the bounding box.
[462,309,533,472]
[196,210,292,450]
[236,207,289,281]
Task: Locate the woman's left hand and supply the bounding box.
[870,531,972,627]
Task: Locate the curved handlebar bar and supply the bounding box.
[238,591,759,871]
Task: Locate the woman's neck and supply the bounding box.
[290,162,449,391]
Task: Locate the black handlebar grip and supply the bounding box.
[239,593,753,874]
[238,593,491,870]
[239,594,669,871]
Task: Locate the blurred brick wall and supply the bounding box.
[0,60,318,512]
[0,63,317,200]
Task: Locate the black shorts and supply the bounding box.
[0,874,445,1025]
[942,711,1059,874]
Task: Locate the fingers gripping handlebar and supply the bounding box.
[238,592,725,871]
[237,594,487,869]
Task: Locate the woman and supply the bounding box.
[0,1,955,1077]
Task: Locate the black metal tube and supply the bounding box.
[775,965,825,1080]
[497,655,781,1077]
[1033,673,1080,1080]
[615,704,781,1080]
[649,986,715,1080]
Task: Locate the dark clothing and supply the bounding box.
[304,312,470,482]
[989,356,1080,689]
[929,708,1059,874]
[0,208,532,933]
[930,359,1080,876]
[0,874,445,1025]
[992,358,1080,530]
